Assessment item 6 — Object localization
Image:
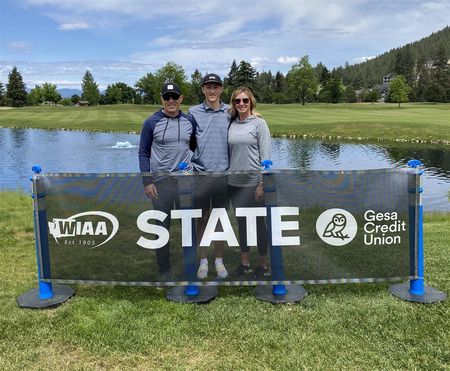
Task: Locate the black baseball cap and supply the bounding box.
[202,73,223,86]
[161,82,182,96]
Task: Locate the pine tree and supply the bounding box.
[415,54,430,101]
[0,82,5,106]
[394,45,415,86]
[225,60,238,89]
[315,63,330,86]
[6,66,27,107]
[273,71,289,103]
[320,76,343,103]
[222,60,239,102]
[234,60,257,93]
[81,70,100,105]
[190,69,203,104]
[344,85,357,103]
[255,71,274,103]
[429,43,450,102]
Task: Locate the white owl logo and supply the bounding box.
[316,208,357,246]
[323,213,349,240]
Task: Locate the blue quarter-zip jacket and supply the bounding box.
[138,109,196,181]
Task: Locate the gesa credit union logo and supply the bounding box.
[48,211,119,248]
[316,208,358,246]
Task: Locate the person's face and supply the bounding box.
[202,83,223,104]
[234,92,251,118]
[161,92,183,116]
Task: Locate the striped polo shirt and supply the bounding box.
[188,101,230,171]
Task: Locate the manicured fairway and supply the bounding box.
[0,191,448,370]
[0,103,449,143]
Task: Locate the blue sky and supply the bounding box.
[1,0,449,90]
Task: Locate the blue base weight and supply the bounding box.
[254,285,307,304]
[389,282,447,303]
[17,284,75,309]
[166,286,218,304]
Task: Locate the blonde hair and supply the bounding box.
[228,86,261,121]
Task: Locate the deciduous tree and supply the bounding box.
[42,83,61,103]
[364,89,381,104]
[135,73,156,103]
[27,85,44,105]
[287,56,317,105]
[388,75,412,107]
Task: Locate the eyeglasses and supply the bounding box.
[234,98,250,104]
[162,93,180,101]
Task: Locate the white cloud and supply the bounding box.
[58,22,90,30]
[352,56,376,64]
[0,61,154,89]
[7,42,32,54]
[277,56,299,64]
[3,0,450,86]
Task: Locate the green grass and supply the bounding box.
[1,190,449,370]
[0,103,449,143]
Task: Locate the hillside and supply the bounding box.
[335,26,450,88]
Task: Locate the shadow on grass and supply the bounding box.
[66,280,392,304]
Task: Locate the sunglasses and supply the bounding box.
[162,93,180,101]
[234,98,250,104]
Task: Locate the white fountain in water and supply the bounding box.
[112,141,136,149]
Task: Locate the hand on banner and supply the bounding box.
[144,183,159,199]
[255,183,264,201]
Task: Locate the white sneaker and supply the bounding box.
[197,262,208,279]
[215,261,229,279]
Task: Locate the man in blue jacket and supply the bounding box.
[138,82,195,281]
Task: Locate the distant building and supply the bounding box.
[383,73,395,84]
[77,100,90,107]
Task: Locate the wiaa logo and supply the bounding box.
[48,211,119,247]
[316,208,357,246]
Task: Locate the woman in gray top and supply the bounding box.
[228,87,271,280]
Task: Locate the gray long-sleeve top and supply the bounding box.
[228,115,271,187]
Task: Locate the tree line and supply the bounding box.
[1,30,449,108]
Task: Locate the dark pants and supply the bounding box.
[229,185,268,256]
[194,175,229,209]
[152,177,180,274]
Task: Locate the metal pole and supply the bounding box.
[254,160,307,303]
[409,162,424,295]
[32,166,54,299]
[388,159,446,303]
[166,162,218,303]
[17,166,75,309]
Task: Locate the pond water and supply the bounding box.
[0,128,448,211]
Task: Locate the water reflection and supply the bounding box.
[0,128,448,211]
[386,146,450,178]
